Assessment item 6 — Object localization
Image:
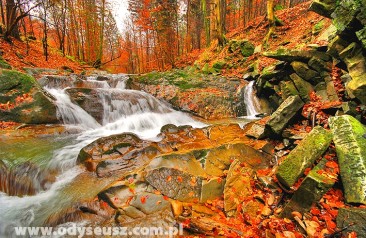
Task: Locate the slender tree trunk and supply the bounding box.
[263,0,275,48]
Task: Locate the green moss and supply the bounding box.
[0,70,38,97]
[276,126,333,188]
[0,59,11,69]
[137,69,205,90]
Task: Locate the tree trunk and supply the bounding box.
[5,0,20,39]
[263,0,275,48]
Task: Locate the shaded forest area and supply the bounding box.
[0,0,308,73]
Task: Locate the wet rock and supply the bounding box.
[336,207,366,237]
[289,73,314,102]
[0,70,58,124]
[38,75,75,89]
[280,159,336,218]
[290,61,322,85]
[96,146,159,177]
[224,159,254,217]
[145,154,206,202]
[276,126,333,189]
[66,88,170,124]
[309,0,336,18]
[329,115,366,204]
[266,95,304,135]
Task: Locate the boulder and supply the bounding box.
[0,70,58,124]
[290,61,322,85]
[228,39,255,57]
[263,48,331,63]
[336,208,366,237]
[339,43,366,104]
[38,75,75,89]
[289,73,314,102]
[329,115,366,204]
[202,143,272,176]
[276,126,333,188]
[279,80,300,100]
[224,159,254,217]
[0,58,11,69]
[309,0,337,18]
[200,178,225,202]
[280,159,336,218]
[66,88,170,124]
[145,154,206,202]
[332,0,363,35]
[266,95,304,135]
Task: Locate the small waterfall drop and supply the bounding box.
[0,73,206,236]
[243,81,261,118]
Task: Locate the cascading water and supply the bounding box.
[0,74,205,237]
[243,81,261,119]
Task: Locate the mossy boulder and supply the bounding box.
[0,70,58,124]
[266,95,304,135]
[276,126,333,188]
[280,158,336,218]
[0,58,11,69]
[309,0,337,18]
[339,43,366,104]
[263,48,331,63]
[289,73,314,102]
[228,39,255,57]
[290,61,322,85]
[329,115,366,204]
[212,61,226,70]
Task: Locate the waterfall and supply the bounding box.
[243,81,261,118]
[0,73,206,236]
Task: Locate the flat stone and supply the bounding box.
[280,159,336,218]
[266,95,304,135]
[290,73,314,102]
[279,80,300,100]
[336,207,366,237]
[329,115,366,204]
[203,143,272,177]
[200,178,225,202]
[309,0,336,18]
[290,61,322,85]
[276,126,333,188]
[145,154,206,202]
[224,159,254,217]
[263,48,331,63]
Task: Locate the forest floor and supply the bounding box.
[0,37,84,74]
[177,1,331,77]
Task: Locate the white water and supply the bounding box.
[243,81,261,119]
[0,74,206,236]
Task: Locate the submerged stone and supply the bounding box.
[276,126,333,188]
[280,159,336,218]
[329,115,366,204]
